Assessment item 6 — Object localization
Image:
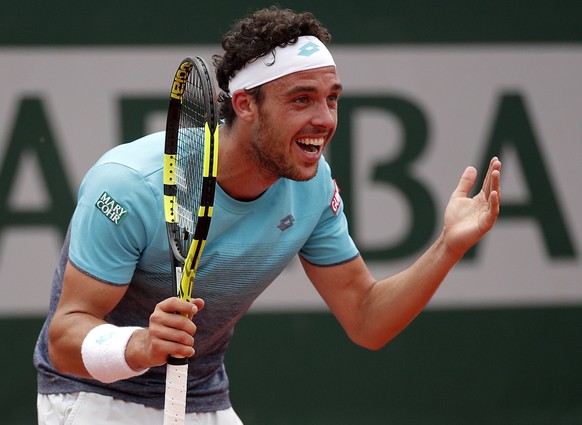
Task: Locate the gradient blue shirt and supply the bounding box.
[34,131,359,412]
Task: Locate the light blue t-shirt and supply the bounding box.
[34,131,359,412]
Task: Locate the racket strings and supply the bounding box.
[174,67,209,253]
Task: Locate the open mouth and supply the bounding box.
[296,137,324,155]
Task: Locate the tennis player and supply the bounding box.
[34,6,501,425]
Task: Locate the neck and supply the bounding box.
[216,123,278,201]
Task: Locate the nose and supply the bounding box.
[311,99,337,130]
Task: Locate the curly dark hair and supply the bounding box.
[212,6,332,124]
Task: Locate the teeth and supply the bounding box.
[298,138,324,146]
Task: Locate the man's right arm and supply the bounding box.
[48,261,203,380]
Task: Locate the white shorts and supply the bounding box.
[37,392,244,425]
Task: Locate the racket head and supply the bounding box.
[163,57,218,299]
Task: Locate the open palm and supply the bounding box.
[443,157,502,256]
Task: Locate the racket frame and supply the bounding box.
[162,56,218,425]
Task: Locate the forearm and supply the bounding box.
[356,232,462,349]
[48,312,105,378]
[49,312,151,383]
[309,158,500,351]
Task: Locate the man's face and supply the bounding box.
[247,66,341,182]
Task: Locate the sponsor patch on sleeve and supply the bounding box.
[95,191,128,225]
[330,179,342,216]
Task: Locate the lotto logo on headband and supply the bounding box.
[228,35,336,94]
[298,42,321,57]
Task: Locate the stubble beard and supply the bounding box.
[248,109,319,182]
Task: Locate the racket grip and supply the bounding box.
[163,358,189,425]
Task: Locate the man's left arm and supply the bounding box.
[301,157,501,350]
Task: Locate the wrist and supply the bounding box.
[437,230,466,264]
[124,328,150,372]
[81,324,150,383]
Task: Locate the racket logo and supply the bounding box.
[170,61,193,100]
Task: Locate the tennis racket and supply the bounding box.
[162,56,219,425]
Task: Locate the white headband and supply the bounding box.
[228,35,336,94]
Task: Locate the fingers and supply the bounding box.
[189,298,205,320]
[159,296,202,316]
[491,158,502,202]
[481,157,501,227]
[453,157,502,201]
[488,158,501,212]
[482,156,501,197]
[489,188,500,217]
[146,297,205,361]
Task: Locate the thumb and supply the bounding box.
[190,298,205,316]
[453,166,477,199]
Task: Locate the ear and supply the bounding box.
[231,90,257,123]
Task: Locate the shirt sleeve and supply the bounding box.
[299,161,359,266]
[69,162,159,284]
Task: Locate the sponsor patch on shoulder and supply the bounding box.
[330,179,341,215]
[95,191,128,225]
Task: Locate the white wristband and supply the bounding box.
[81,323,149,383]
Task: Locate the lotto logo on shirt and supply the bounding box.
[95,192,128,225]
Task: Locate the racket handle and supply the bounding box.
[163,358,189,425]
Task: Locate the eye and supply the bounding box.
[327,93,339,107]
[294,95,309,104]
